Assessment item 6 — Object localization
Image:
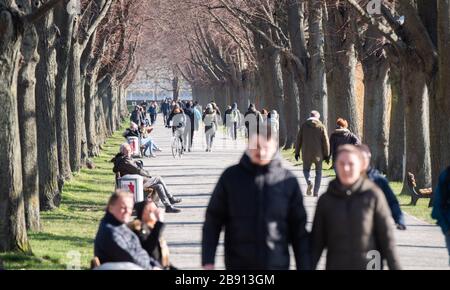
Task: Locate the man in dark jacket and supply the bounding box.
[94,190,161,269]
[244,104,263,139]
[183,101,195,152]
[130,106,142,127]
[358,144,407,230]
[202,134,311,270]
[295,110,330,196]
[112,143,182,213]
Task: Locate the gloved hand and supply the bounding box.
[295,154,300,162]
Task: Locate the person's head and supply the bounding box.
[310,110,320,119]
[134,199,160,224]
[261,109,268,116]
[248,103,255,111]
[247,133,277,166]
[227,105,232,110]
[107,190,134,223]
[232,103,237,110]
[336,118,349,129]
[206,104,213,112]
[356,144,372,171]
[186,102,192,109]
[335,145,365,187]
[120,143,132,157]
[134,105,140,111]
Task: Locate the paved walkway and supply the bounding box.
[141,118,449,270]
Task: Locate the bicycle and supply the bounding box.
[171,129,184,159]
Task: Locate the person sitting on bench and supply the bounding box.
[112,143,182,213]
[94,190,161,269]
[123,122,161,158]
[129,199,177,269]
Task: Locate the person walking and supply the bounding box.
[311,145,401,270]
[223,105,233,139]
[431,166,450,266]
[295,110,330,197]
[329,118,361,165]
[130,106,143,127]
[202,133,311,270]
[357,144,407,230]
[244,104,263,139]
[183,101,195,152]
[202,104,219,152]
[161,99,171,126]
[148,101,158,125]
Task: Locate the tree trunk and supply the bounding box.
[67,39,83,173]
[307,0,327,126]
[324,1,360,137]
[0,7,31,252]
[430,0,450,189]
[387,66,405,182]
[17,21,40,231]
[362,50,390,173]
[35,9,61,210]
[281,54,299,148]
[400,56,432,193]
[54,2,74,181]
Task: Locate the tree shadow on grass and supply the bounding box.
[0,252,63,270]
[29,232,94,248]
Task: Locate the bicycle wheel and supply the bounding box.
[171,137,178,158]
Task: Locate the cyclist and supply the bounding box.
[167,104,186,153]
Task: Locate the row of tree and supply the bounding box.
[0,0,145,252]
[141,0,450,198]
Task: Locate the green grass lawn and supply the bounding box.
[0,123,127,270]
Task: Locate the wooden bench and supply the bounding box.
[406,172,433,207]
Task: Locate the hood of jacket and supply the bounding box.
[333,128,351,135]
[305,118,323,129]
[326,177,368,197]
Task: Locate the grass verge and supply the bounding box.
[0,123,127,270]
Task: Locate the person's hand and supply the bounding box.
[295,154,300,162]
[396,223,407,231]
[203,264,215,270]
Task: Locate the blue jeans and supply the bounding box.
[141,137,158,156]
[303,159,323,195]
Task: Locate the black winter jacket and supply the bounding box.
[329,128,361,163]
[202,153,311,270]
